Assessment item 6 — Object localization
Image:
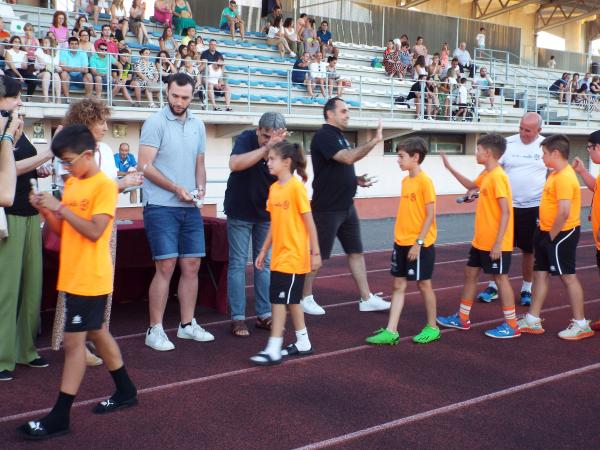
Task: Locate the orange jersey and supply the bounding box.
[472,166,514,252]
[539,165,581,232]
[267,177,312,274]
[592,175,600,250]
[57,172,118,296]
[394,171,437,247]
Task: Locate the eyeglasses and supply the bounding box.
[61,150,91,167]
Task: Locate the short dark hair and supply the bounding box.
[68,36,79,44]
[321,20,329,25]
[0,75,23,98]
[102,24,111,31]
[167,72,195,91]
[477,134,507,159]
[209,39,217,44]
[327,55,337,63]
[300,13,307,18]
[323,97,345,120]
[51,125,96,158]
[540,134,570,159]
[396,137,428,164]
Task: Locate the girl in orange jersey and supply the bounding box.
[251,142,322,366]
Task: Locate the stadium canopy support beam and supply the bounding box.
[472,0,539,20]
[535,3,598,32]
[395,0,432,8]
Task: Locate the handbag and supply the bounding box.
[0,208,7,240]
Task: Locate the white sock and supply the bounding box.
[488,281,498,290]
[526,313,540,325]
[361,293,373,302]
[522,281,532,292]
[264,336,283,360]
[575,319,589,328]
[294,328,311,351]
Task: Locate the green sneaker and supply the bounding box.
[365,328,399,345]
[412,325,441,344]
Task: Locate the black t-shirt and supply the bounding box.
[292,60,308,84]
[311,124,356,212]
[223,130,276,222]
[200,50,224,63]
[5,135,38,216]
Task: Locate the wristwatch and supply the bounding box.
[416,239,424,246]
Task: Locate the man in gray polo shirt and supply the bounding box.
[138,73,215,351]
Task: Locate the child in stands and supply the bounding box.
[437,134,520,339]
[518,134,594,340]
[19,125,137,440]
[251,141,321,366]
[366,137,440,345]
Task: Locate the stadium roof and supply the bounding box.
[396,1,600,32]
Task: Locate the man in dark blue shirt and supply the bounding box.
[291,52,314,97]
[316,20,338,58]
[224,112,287,336]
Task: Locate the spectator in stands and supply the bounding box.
[393,33,409,49]
[154,0,174,27]
[75,0,101,27]
[310,51,327,97]
[220,1,246,41]
[590,76,600,101]
[440,41,449,67]
[263,4,283,33]
[206,57,232,111]
[426,76,440,119]
[0,18,10,41]
[90,42,116,98]
[547,55,556,69]
[267,16,296,58]
[112,49,142,106]
[453,42,474,77]
[326,56,343,98]
[261,0,282,17]
[5,36,38,100]
[302,18,320,57]
[438,76,451,119]
[283,18,300,55]
[476,27,486,49]
[77,29,94,53]
[295,13,308,40]
[35,37,62,103]
[111,0,130,39]
[187,40,199,62]
[130,0,151,45]
[317,20,339,59]
[72,15,96,39]
[181,27,197,46]
[175,44,189,68]
[200,39,224,64]
[407,74,427,118]
[173,0,196,36]
[383,40,401,78]
[413,55,427,79]
[135,47,160,107]
[95,24,119,55]
[292,51,314,97]
[45,31,59,50]
[22,24,40,63]
[455,77,469,120]
[156,49,177,84]
[549,72,569,103]
[114,142,140,203]
[109,17,126,44]
[195,35,207,53]
[398,42,413,79]
[0,108,18,207]
[442,57,463,79]
[50,11,69,48]
[412,36,428,61]
[160,26,179,58]
[60,37,93,99]
[473,66,495,110]
[428,52,442,80]
[179,55,203,100]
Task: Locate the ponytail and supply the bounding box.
[271,141,308,182]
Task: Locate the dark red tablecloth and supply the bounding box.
[42,217,229,315]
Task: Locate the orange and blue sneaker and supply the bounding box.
[436,313,471,330]
[484,322,521,339]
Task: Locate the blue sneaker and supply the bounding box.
[436,313,471,330]
[520,291,532,306]
[484,322,521,339]
[477,286,498,303]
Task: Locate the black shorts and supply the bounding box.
[534,227,579,275]
[390,243,435,281]
[270,271,306,305]
[467,246,512,274]
[64,293,107,333]
[313,204,363,260]
[596,249,600,269]
[514,206,538,253]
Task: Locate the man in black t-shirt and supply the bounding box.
[200,40,224,64]
[300,97,391,316]
[224,112,287,337]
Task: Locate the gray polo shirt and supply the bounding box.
[140,106,206,207]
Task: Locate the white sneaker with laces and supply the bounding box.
[145,324,175,351]
[177,318,215,342]
[300,295,326,315]
[557,320,594,341]
[290,51,296,58]
[359,293,391,312]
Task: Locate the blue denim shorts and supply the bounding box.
[143,205,206,260]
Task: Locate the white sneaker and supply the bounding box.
[290,51,296,58]
[359,293,391,312]
[300,295,326,315]
[177,318,215,342]
[145,324,175,351]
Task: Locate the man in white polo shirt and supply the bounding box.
[477,112,546,306]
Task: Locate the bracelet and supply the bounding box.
[1,134,14,144]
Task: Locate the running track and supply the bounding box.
[1,232,599,449]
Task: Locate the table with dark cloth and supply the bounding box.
[41,217,229,315]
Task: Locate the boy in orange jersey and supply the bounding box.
[437,134,520,339]
[366,137,440,345]
[518,134,594,340]
[18,125,137,440]
[573,130,600,330]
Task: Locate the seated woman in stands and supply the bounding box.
[154,0,174,27]
[266,16,296,58]
[77,28,95,54]
[440,42,449,67]
[383,40,403,79]
[206,57,233,111]
[49,11,69,48]
[173,0,197,36]
[111,0,130,39]
[134,47,160,107]
[590,76,600,109]
[156,50,177,84]
[159,26,179,59]
[181,27,197,46]
[413,55,428,79]
[72,15,97,39]
[412,36,428,63]
[428,52,442,80]
[130,0,151,45]
[35,36,62,103]
[174,44,189,69]
[5,36,38,100]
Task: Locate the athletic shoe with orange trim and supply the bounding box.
[590,320,600,331]
[516,317,545,334]
[558,320,595,341]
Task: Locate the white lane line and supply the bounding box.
[7,297,600,425]
[294,362,600,450]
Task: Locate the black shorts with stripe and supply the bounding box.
[534,226,579,275]
[270,271,306,305]
[64,293,107,333]
[467,246,512,275]
[390,243,435,281]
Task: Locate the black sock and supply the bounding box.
[109,365,137,403]
[181,321,192,328]
[40,391,75,432]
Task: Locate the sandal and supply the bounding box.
[281,343,314,357]
[231,320,250,337]
[255,316,272,331]
[249,351,281,366]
